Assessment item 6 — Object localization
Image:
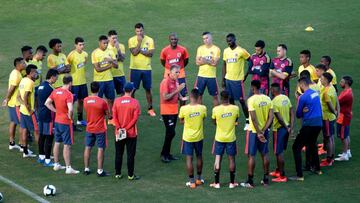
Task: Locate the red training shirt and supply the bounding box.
[337,88,353,126]
[84,95,108,133]
[160,77,179,115]
[160,45,189,78]
[49,88,73,125]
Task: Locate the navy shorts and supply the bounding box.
[212,140,237,156]
[54,123,73,145]
[322,120,335,137]
[195,76,218,96]
[98,81,115,100]
[35,86,39,98]
[8,106,20,124]
[178,77,188,97]
[38,121,54,135]
[71,84,88,101]
[181,140,203,156]
[130,69,152,90]
[337,123,350,139]
[85,132,107,148]
[245,130,269,156]
[273,127,289,155]
[113,76,126,95]
[225,79,245,101]
[20,113,36,132]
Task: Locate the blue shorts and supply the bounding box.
[113,76,126,95]
[181,140,203,156]
[322,120,335,137]
[337,124,350,139]
[8,106,20,124]
[71,84,88,101]
[54,123,73,145]
[273,127,289,155]
[130,69,152,90]
[98,81,115,100]
[20,113,36,132]
[38,121,54,135]
[178,78,188,97]
[245,130,269,156]
[225,79,245,101]
[85,132,107,148]
[212,141,237,156]
[195,76,218,96]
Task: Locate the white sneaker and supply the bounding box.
[65,167,80,175]
[229,182,239,189]
[335,154,349,161]
[23,153,37,158]
[9,144,21,150]
[209,183,220,189]
[348,151,352,158]
[53,163,66,171]
[243,123,249,131]
[27,149,33,154]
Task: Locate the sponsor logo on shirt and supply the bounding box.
[87,99,96,104]
[189,112,200,118]
[77,62,85,69]
[121,99,131,104]
[311,92,319,99]
[227,58,237,63]
[56,91,63,95]
[38,86,44,90]
[282,100,289,106]
[169,58,179,64]
[221,112,232,118]
[259,101,268,107]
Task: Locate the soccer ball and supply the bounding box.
[0,192,3,202]
[43,185,56,196]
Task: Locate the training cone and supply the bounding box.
[305,26,314,32]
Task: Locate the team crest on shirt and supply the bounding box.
[281,63,285,68]
[235,53,238,57]
[210,51,213,55]
[260,60,264,65]
[274,63,277,66]
[177,52,181,57]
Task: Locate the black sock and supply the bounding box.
[148,106,153,110]
[9,141,15,146]
[280,170,285,177]
[78,112,83,121]
[44,134,54,159]
[215,171,220,184]
[246,118,249,124]
[38,134,45,155]
[230,171,235,184]
[247,174,254,184]
[23,145,28,154]
[263,173,269,182]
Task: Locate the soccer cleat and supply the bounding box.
[147,109,156,117]
[97,171,110,177]
[128,175,141,181]
[83,170,91,176]
[9,144,21,150]
[186,182,196,189]
[318,148,327,155]
[23,153,37,158]
[288,176,304,181]
[37,158,45,164]
[229,182,239,189]
[43,161,55,167]
[195,179,205,185]
[312,170,323,175]
[260,179,269,186]
[53,164,66,171]
[115,174,123,179]
[76,120,87,126]
[168,154,179,161]
[320,160,334,167]
[240,182,254,189]
[65,167,80,175]
[243,123,249,131]
[317,143,324,148]
[348,151,352,158]
[272,176,288,183]
[161,155,171,163]
[269,171,280,177]
[209,183,220,189]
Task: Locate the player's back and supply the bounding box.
[50,88,73,125]
[84,95,108,133]
[248,94,272,132]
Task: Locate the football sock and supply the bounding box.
[230,171,235,184]
[215,171,220,184]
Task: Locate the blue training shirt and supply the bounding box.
[296,88,323,127]
[37,81,54,122]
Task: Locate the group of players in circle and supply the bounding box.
[3,22,354,189]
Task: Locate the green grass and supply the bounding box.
[0,0,360,202]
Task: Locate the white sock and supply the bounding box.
[84,167,90,172]
[97,169,103,174]
[45,159,51,164]
[66,166,71,169]
[39,155,45,160]
[347,149,351,153]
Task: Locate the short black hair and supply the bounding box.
[48,38,62,49]
[278,44,287,51]
[300,50,311,59]
[90,81,100,93]
[226,33,235,39]
[202,31,210,36]
[190,88,200,100]
[45,69,59,80]
[321,55,332,65]
[220,90,229,101]
[251,80,261,90]
[99,35,108,41]
[315,64,327,71]
[271,83,281,92]
[298,77,311,85]
[13,57,23,67]
[75,37,84,44]
[108,30,117,36]
[300,70,311,79]
[255,40,265,48]
[134,23,144,29]
[322,72,333,83]
[26,64,37,75]
[63,75,73,85]
[36,45,48,53]
[342,76,353,87]
[21,46,32,53]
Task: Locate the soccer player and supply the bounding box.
[160,65,186,163]
[195,32,221,106]
[241,80,273,188]
[320,56,337,91]
[160,32,189,105]
[319,72,339,167]
[296,70,320,97]
[245,40,271,96]
[18,64,38,157]
[269,83,294,182]
[92,35,118,122]
[179,89,207,188]
[45,75,80,174]
[210,90,240,189]
[29,45,48,99]
[128,23,156,116]
[113,82,141,180]
[107,30,126,95]
[2,57,26,151]
[67,37,89,126]
[298,50,318,82]
[269,44,293,96]
[83,82,110,177]
[222,33,250,130]
[290,77,323,181]
[335,76,353,161]
[47,38,70,88]
[37,69,58,166]
[21,45,33,64]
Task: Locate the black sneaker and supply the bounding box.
[97,171,110,177]
[128,175,141,181]
[74,126,82,132]
[161,155,171,163]
[168,154,179,161]
[83,170,91,175]
[261,178,269,186]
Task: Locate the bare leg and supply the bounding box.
[63,144,71,167]
[145,89,153,109]
[53,142,60,163]
[84,146,91,169]
[97,148,104,170]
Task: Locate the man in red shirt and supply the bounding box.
[113,82,141,180]
[160,33,189,105]
[335,76,353,161]
[83,82,109,176]
[45,75,79,174]
[160,65,186,163]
